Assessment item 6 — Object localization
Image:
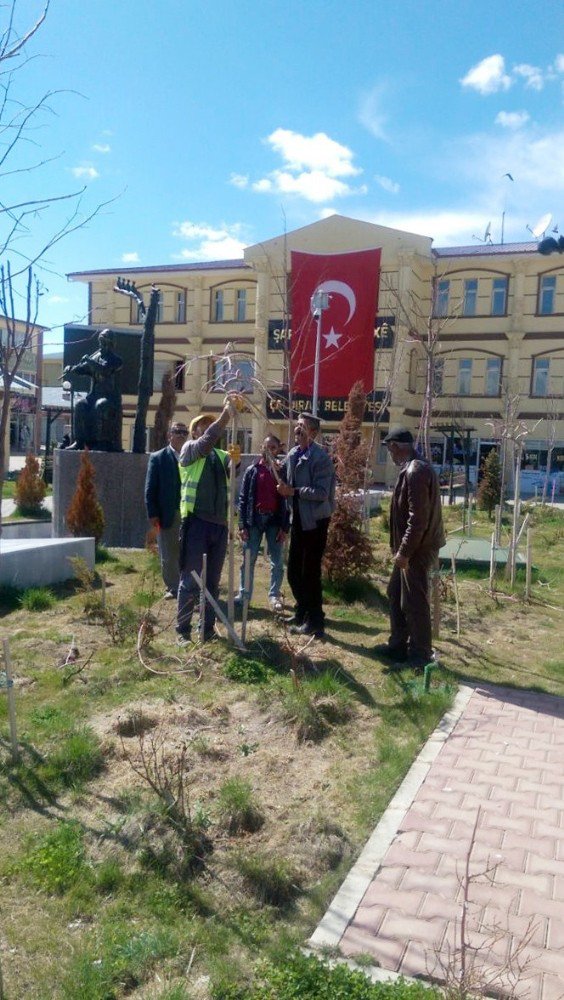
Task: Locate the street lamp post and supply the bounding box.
[310,290,330,418]
[62,380,75,441]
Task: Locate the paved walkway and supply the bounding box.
[310,684,564,1000]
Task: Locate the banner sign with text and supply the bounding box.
[266,389,389,424]
[268,315,395,351]
[290,248,381,395]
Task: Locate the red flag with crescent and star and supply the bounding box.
[290,247,381,396]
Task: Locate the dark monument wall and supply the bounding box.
[53,450,150,548]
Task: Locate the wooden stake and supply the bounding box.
[494,504,502,547]
[525,528,532,601]
[241,547,251,645]
[199,553,207,644]
[450,553,461,637]
[431,556,440,639]
[227,413,238,629]
[489,531,496,593]
[2,638,19,763]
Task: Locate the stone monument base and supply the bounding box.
[53,450,150,548]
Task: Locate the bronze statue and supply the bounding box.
[63,329,123,451]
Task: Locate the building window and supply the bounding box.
[176,291,186,324]
[433,357,444,395]
[538,275,556,315]
[211,356,255,392]
[153,360,171,392]
[532,357,550,397]
[491,277,508,316]
[434,279,450,317]
[484,358,501,396]
[457,358,473,395]
[213,289,224,322]
[174,360,185,391]
[236,289,246,322]
[463,279,478,317]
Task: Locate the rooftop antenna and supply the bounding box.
[527,212,552,240]
[472,221,492,244]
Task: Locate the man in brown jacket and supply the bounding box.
[374,427,445,671]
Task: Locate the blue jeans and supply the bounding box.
[238,513,284,602]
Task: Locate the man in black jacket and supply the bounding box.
[374,427,445,670]
[144,421,188,598]
[236,434,289,611]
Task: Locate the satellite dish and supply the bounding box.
[530,213,552,239]
[484,222,492,243]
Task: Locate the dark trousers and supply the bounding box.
[387,549,435,660]
[287,513,330,628]
[177,516,228,635]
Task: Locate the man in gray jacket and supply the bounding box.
[374,427,445,671]
[277,413,336,638]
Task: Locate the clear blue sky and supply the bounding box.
[4,0,564,350]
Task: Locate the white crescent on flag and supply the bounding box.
[310,280,356,325]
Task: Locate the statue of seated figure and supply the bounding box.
[63,329,123,452]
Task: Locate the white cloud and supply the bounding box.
[460,54,511,95]
[230,173,249,189]
[318,208,338,219]
[172,220,247,261]
[248,128,364,204]
[47,295,69,305]
[513,63,544,91]
[92,143,111,153]
[265,128,361,177]
[70,165,99,180]
[358,85,388,140]
[495,110,530,129]
[554,54,564,73]
[374,174,400,194]
[121,252,140,264]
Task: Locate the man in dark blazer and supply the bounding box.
[374,427,445,671]
[144,421,188,598]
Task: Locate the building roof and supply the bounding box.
[67,259,250,279]
[433,241,539,258]
[41,386,86,410]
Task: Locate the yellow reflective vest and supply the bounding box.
[179,448,229,521]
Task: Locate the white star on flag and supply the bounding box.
[323,327,342,349]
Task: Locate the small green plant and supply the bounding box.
[233,850,300,907]
[95,545,119,564]
[280,673,354,742]
[224,653,269,684]
[218,777,264,835]
[19,586,56,611]
[16,821,89,894]
[215,951,441,998]
[40,726,105,789]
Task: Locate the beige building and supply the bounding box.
[1,315,47,463]
[68,215,564,494]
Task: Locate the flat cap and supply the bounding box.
[299,411,321,429]
[383,426,414,444]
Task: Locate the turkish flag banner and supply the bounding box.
[290,248,381,396]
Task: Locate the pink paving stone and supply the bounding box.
[398,807,452,837]
[400,940,439,979]
[383,843,442,871]
[416,787,464,808]
[512,805,561,825]
[518,889,564,921]
[346,902,387,936]
[519,780,564,799]
[375,865,407,887]
[503,832,556,859]
[546,916,564,950]
[397,868,462,898]
[379,911,448,948]
[493,867,553,895]
[466,880,521,913]
[540,973,564,1000]
[357,880,426,917]
[535,820,564,842]
[416,833,476,859]
[554,876,564,901]
[482,807,540,834]
[482,907,548,948]
[527,854,564,878]
[450,820,504,848]
[418,891,465,922]
[340,929,405,969]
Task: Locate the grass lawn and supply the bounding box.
[0,500,562,998]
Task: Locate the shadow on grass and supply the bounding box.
[0,737,63,814]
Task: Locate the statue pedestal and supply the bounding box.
[53,450,150,548]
